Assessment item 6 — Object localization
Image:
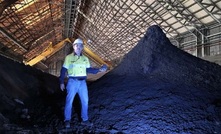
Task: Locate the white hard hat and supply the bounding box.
[73,38,83,44]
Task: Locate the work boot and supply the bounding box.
[81,120,93,126]
[64,120,70,128]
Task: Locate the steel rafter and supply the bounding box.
[143,1,179,37]
[0,0,18,16]
[64,0,77,38]
[156,0,198,47]
[1,0,221,71]
[194,0,221,23]
[0,27,27,51]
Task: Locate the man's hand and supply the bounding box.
[60,83,65,91]
[99,64,108,72]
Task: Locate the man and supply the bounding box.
[59,38,107,128]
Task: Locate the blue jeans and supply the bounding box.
[65,79,88,121]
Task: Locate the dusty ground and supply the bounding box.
[0,25,221,134]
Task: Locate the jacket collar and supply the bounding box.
[73,52,82,56]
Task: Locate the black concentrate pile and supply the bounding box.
[0,25,221,133]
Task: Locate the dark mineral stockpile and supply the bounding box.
[0,25,221,134]
[88,25,221,133]
[0,56,65,133]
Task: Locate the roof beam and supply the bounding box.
[64,0,77,37]
[0,27,27,52]
[83,42,112,68]
[194,0,221,23]
[24,38,71,66]
[0,0,18,16]
[157,0,204,37]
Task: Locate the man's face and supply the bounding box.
[73,43,83,54]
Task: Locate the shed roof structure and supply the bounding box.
[0,0,221,74]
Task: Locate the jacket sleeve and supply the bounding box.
[86,67,99,74]
[59,67,67,84]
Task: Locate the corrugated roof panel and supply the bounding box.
[200,16,216,24]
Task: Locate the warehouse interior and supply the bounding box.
[0,0,221,133]
[0,0,221,75]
